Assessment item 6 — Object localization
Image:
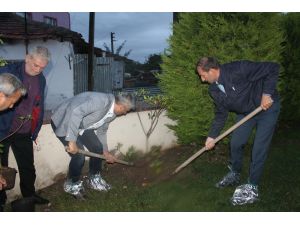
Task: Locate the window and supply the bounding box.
[15,12,32,21]
[43,16,57,26]
[15,12,25,17]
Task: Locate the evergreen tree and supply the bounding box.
[159,13,284,144]
[142,54,162,71]
[281,13,300,122]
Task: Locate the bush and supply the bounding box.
[159,13,284,144]
[280,13,300,122]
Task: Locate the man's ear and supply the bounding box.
[0,92,5,98]
[113,103,119,111]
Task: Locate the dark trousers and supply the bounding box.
[0,133,36,197]
[230,101,280,185]
[51,121,103,183]
[0,190,7,210]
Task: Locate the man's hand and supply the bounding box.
[33,139,41,151]
[205,137,215,150]
[0,175,7,191]
[103,150,116,163]
[261,94,273,111]
[67,141,79,154]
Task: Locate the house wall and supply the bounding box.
[6,111,177,201]
[0,39,75,110]
[31,12,70,29]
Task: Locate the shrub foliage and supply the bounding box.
[280,13,300,122]
[159,13,284,144]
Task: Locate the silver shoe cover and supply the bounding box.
[63,179,85,196]
[231,184,259,205]
[216,166,240,188]
[87,173,111,191]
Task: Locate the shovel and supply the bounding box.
[65,147,134,166]
[173,106,263,174]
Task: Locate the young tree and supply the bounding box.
[159,13,284,144]
[135,89,167,152]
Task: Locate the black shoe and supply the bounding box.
[32,194,50,205]
[11,197,35,212]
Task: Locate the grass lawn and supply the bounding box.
[7,122,300,212]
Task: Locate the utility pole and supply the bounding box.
[110,32,115,54]
[24,12,28,54]
[88,12,95,91]
[173,12,180,24]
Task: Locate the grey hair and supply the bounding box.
[115,92,135,110]
[0,73,27,96]
[29,46,51,61]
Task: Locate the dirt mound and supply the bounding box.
[102,146,196,187]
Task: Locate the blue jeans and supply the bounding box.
[51,121,103,183]
[230,101,280,185]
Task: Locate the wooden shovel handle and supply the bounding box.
[173,106,263,174]
[65,147,134,166]
[77,149,134,166]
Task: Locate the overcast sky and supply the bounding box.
[70,12,173,63]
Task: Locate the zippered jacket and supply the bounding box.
[208,60,280,138]
[0,62,46,141]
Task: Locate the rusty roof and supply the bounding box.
[0,12,84,42]
[0,13,129,58]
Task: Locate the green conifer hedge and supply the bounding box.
[159,13,284,144]
[280,13,300,122]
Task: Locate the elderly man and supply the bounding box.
[0,72,27,111]
[51,92,134,200]
[196,57,280,205]
[0,46,51,206]
[0,72,27,211]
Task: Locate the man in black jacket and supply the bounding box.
[0,46,50,208]
[196,57,280,205]
[0,73,27,211]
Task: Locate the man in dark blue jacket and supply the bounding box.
[196,57,280,205]
[0,46,51,208]
[0,72,27,211]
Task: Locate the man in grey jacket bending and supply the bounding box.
[51,92,134,199]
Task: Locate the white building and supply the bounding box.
[0,13,91,110]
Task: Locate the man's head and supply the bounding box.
[196,57,220,84]
[0,73,27,111]
[25,46,51,76]
[114,93,135,116]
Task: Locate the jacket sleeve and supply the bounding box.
[65,98,95,142]
[240,61,280,96]
[0,64,11,73]
[208,88,229,138]
[208,101,229,138]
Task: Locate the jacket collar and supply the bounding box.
[216,65,225,85]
